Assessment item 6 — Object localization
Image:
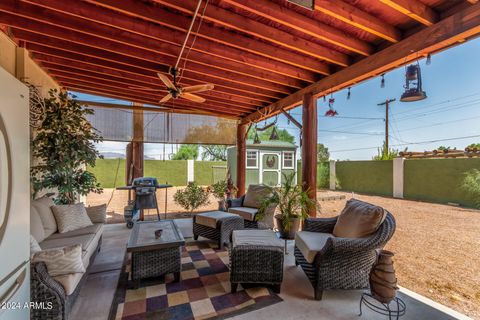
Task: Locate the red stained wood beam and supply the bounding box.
[154,0,350,66]
[87,0,331,74]
[21,0,319,82]
[0,7,295,96]
[379,0,439,26]
[222,0,373,56]
[314,0,402,43]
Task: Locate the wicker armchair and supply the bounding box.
[294,213,396,300]
[227,194,276,229]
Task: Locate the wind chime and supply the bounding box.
[324,91,338,117]
[252,116,279,144]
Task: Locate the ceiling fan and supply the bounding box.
[130,0,214,104]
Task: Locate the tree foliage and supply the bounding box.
[209,180,227,200]
[248,125,295,143]
[201,145,227,161]
[317,143,330,162]
[173,182,210,213]
[31,89,103,204]
[372,141,404,160]
[172,144,199,160]
[462,169,480,208]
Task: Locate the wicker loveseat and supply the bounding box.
[294,211,396,300]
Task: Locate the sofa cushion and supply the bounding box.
[46,224,104,240]
[53,272,84,296]
[86,204,107,223]
[228,207,258,221]
[295,231,334,264]
[40,234,96,252]
[32,196,57,238]
[81,230,102,268]
[243,184,271,208]
[30,235,42,255]
[232,229,283,248]
[30,205,46,242]
[333,199,387,238]
[51,203,93,233]
[32,244,85,277]
[195,211,241,229]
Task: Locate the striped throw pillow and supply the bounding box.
[32,244,85,276]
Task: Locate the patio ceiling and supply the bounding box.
[0,0,479,120]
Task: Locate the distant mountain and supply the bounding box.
[100,152,155,160]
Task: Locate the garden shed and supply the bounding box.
[227,140,297,187]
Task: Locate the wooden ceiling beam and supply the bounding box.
[219,0,373,56]
[21,0,318,82]
[314,0,402,43]
[27,47,277,103]
[0,3,300,93]
[379,0,439,26]
[87,0,330,75]
[154,0,350,66]
[242,3,480,123]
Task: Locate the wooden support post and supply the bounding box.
[132,105,144,180]
[301,92,317,217]
[236,123,247,196]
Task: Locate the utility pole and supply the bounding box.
[377,98,395,151]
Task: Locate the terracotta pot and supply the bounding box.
[369,250,399,304]
[275,214,301,240]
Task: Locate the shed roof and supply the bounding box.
[245,139,297,149]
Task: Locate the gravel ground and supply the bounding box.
[87,188,480,318]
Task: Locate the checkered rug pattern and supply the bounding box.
[110,240,282,320]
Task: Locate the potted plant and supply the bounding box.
[31,89,103,204]
[259,173,318,239]
[209,180,228,211]
[173,182,210,215]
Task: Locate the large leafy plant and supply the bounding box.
[258,173,318,231]
[209,180,227,200]
[462,169,480,208]
[31,89,103,204]
[174,182,210,213]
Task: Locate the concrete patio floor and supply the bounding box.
[70,221,471,320]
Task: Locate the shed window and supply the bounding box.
[283,152,294,169]
[246,150,258,168]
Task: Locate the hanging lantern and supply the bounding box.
[253,131,261,144]
[400,63,427,102]
[269,126,279,140]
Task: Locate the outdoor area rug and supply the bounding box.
[109,240,283,320]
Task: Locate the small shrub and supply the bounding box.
[462,169,480,208]
[209,180,227,200]
[174,182,210,213]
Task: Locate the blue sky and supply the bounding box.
[74,37,480,160]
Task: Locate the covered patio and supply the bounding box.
[1,0,480,319]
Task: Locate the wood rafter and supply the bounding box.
[379,0,439,26]
[242,3,480,123]
[153,0,350,66]
[314,0,402,42]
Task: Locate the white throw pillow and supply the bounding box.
[51,203,93,233]
[85,204,107,223]
[30,235,42,255]
[32,244,85,277]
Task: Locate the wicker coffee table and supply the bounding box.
[127,220,185,287]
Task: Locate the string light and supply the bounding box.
[381,74,385,88]
[347,87,351,100]
[426,53,432,65]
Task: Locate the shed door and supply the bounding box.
[260,152,281,187]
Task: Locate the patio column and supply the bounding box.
[132,105,144,180]
[236,123,247,196]
[301,92,317,217]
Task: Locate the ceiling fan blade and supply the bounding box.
[128,86,158,91]
[182,83,214,93]
[182,92,206,103]
[157,73,176,90]
[159,93,173,103]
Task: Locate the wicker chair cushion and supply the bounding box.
[32,244,85,277]
[243,184,271,208]
[228,207,258,221]
[295,231,333,263]
[195,211,240,228]
[40,234,96,252]
[232,229,283,248]
[30,235,42,254]
[52,270,84,295]
[46,224,104,240]
[333,199,387,238]
[30,205,46,242]
[32,196,58,238]
[86,204,107,223]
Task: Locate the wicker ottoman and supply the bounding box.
[230,229,284,293]
[193,211,244,249]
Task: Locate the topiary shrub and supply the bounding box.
[174,182,210,214]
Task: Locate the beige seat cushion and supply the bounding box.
[333,199,387,238]
[81,229,103,268]
[40,234,96,252]
[228,207,258,221]
[47,224,104,240]
[32,196,57,238]
[232,229,283,248]
[32,245,85,277]
[51,203,93,233]
[295,231,334,263]
[195,211,241,228]
[243,184,271,208]
[53,272,84,296]
[86,204,107,223]
[30,205,46,242]
[30,235,42,255]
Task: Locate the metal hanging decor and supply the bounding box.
[25,82,46,128]
[400,63,427,102]
[269,126,279,140]
[325,97,338,117]
[253,126,261,144]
